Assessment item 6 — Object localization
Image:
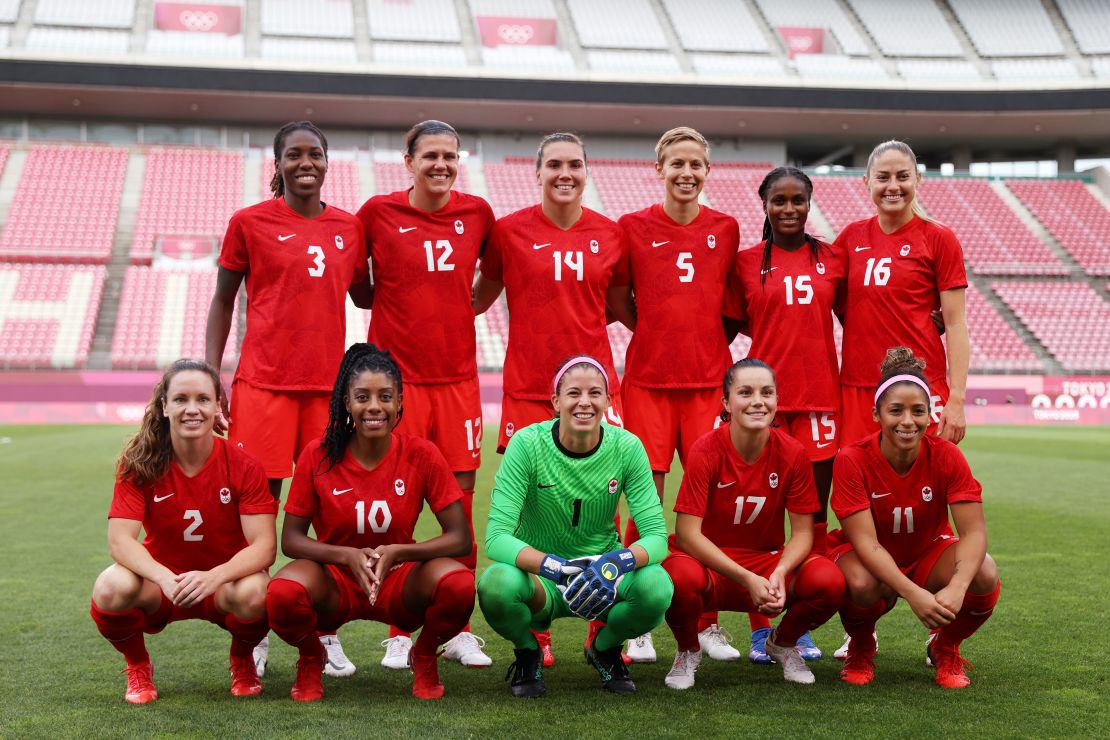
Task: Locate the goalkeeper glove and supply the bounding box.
[562,548,636,620]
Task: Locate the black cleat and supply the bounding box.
[584,637,636,694]
[505,647,546,698]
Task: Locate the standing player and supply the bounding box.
[477,357,673,697]
[831,348,999,688]
[473,132,632,665]
[615,126,740,663]
[90,359,276,704]
[356,120,494,670]
[661,359,845,689]
[264,344,474,701]
[206,121,371,677]
[724,167,846,663]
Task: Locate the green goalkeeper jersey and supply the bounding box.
[485,419,668,565]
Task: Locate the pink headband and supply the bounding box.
[874,374,930,405]
[553,356,609,394]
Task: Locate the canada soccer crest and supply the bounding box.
[816,261,826,275]
[707,234,716,249]
[608,477,619,495]
[219,487,231,504]
[590,239,599,254]
[769,473,779,489]
[921,486,933,502]
[394,479,406,496]
[900,244,911,256]
[455,219,465,235]
[335,235,345,250]
[505,422,515,438]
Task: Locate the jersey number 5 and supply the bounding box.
[355,500,392,534]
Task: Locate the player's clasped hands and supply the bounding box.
[343,546,382,601]
[560,549,637,620]
[745,571,784,615]
[171,569,224,609]
[906,586,956,630]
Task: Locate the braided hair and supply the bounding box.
[757,167,823,285]
[270,120,328,198]
[319,343,403,472]
[720,357,777,422]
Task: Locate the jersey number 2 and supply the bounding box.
[183,509,203,541]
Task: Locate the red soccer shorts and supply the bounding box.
[775,410,840,462]
[316,561,423,635]
[497,392,625,453]
[623,384,721,472]
[145,592,224,634]
[229,379,330,479]
[840,381,949,447]
[830,533,959,589]
[398,378,483,472]
[664,550,831,612]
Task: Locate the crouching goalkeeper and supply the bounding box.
[477,356,673,698]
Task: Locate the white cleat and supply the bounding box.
[925,632,937,667]
[764,632,816,684]
[664,649,702,690]
[252,635,269,678]
[380,635,413,670]
[320,634,356,677]
[834,631,879,661]
[626,632,657,663]
[441,632,493,668]
[698,624,741,661]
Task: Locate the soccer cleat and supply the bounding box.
[291,650,325,702]
[925,631,939,667]
[229,653,263,697]
[441,632,493,668]
[796,631,823,661]
[533,630,555,668]
[584,638,636,695]
[663,649,702,690]
[505,647,546,699]
[839,636,877,686]
[586,620,631,665]
[380,635,413,670]
[834,631,878,660]
[321,634,357,677]
[253,635,269,677]
[930,640,973,689]
[410,652,445,700]
[749,626,773,664]
[123,661,158,705]
[698,624,741,661]
[626,632,657,664]
[764,631,816,685]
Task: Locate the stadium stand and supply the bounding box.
[1058,0,1110,54]
[0,145,128,264]
[260,37,358,64]
[794,53,888,80]
[261,0,354,38]
[589,160,661,218]
[689,52,785,78]
[810,176,874,235]
[991,58,1080,81]
[1006,179,1110,275]
[146,30,245,58]
[662,0,769,53]
[481,45,576,73]
[992,281,1110,372]
[372,41,467,67]
[754,0,870,56]
[948,0,1064,56]
[0,264,105,368]
[26,28,130,55]
[965,282,1044,372]
[702,165,779,239]
[1092,56,1110,78]
[34,0,134,28]
[895,59,982,82]
[366,0,460,42]
[847,0,963,57]
[477,298,508,370]
[587,50,681,75]
[0,26,9,48]
[373,160,470,197]
[260,157,362,213]
[0,0,18,24]
[111,268,238,368]
[470,0,556,17]
[478,158,537,217]
[130,148,244,264]
[567,0,668,50]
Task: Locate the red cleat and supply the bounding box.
[229,653,263,697]
[410,652,445,700]
[533,630,555,668]
[290,649,324,702]
[123,661,158,705]
[839,638,877,686]
[931,641,973,689]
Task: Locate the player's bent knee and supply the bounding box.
[971,553,999,593]
[625,565,674,616]
[225,572,269,619]
[477,563,529,613]
[92,564,143,610]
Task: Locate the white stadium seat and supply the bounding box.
[0,0,18,24]
[689,52,785,78]
[586,49,681,75]
[146,29,245,58]
[34,0,134,29]
[896,59,982,82]
[568,0,668,50]
[367,0,460,42]
[482,45,576,74]
[755,0,869,56]
[663,0,768,53]
[262,0,353,38]
[794,53,888,80]
[1057,0,1110,54]
[949,0,1064,56]
[991,58,1079,82]
[26,28,130,55]
[848,0,963,57]
[260,37,358,65]
[372,42,468,67]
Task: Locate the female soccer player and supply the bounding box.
[264,343,474,701]
[831,348,999,689]
[356,120,494,670]
[473,132,632,664]
[661,359,845,689]
[477,357,673,698]
[835,140,969,448]
[615,128,739,663]
[90,359,276,704]
[206,120,371,676]
[724,167,846,663]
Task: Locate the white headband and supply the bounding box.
[553,356,609,394]
[874,374,930,405]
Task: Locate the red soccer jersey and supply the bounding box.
[219,198,369,391]
[108,437,277,575]
[357,190,495,383]
[725,240,845,410]
[674,426,818,557]
[285,434,462,549]
[834,215,966,389]
[480,205,628,400]
[830,433,982,567]
[619,204,739,388]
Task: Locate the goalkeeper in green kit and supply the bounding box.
[478,356,673,698]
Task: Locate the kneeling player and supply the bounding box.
[831,348,1000,689]
[477,356,673,697]
[662,359,845,689]
[90,360,276,704]
[264,344,474,701]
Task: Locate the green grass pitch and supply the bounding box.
[1,424,1107,738]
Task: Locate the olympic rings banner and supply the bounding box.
[154,2,242,35]
[476,16,557,47]
[777,27,823,59]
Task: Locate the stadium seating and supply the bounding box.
[662,0,768,53]
[372,161,470,197]
[587,50,681,75]
[588,160,661,218]
[0,0,18,24]
[991,281,1110,372]
[481,158,538,218]
[702,165,781,240]
[1093,56,1110,78]
[0,145,128,264]
[755,0,869,56]
[260,37,358,65]
[811,176,874,235]
[895,59,982,82]
[260,157,362,213]
[964,282,1044,372]
[481,45,576,73]
[847,0,963,57]
[130,148,244,264]
[25,28,130,54]
[689,53,785,78]
[949,0,1064,56]
[146,29,245,58]
[1005,179,1110,276]
[0,26,9,48]
[372,42,467,67]
[477,298,509,370]
[34,0,134,28]
[111,268,238,369]
[794,54,888,80]
[567,0,668,50]
[470,0,556,17]
[915,179,1068,275]
[0,264,105,368]
[991,58,1079,81]
[261,0,353,38]
[1058,0,1110,54]
[366,0,460,42]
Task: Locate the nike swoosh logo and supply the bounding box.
[538,483,556,489]
[816,441,833,448]
[153,493,174,502]
[398,226,416,233]
[871,492,892,499]
[532,243,551,250]
[332,487,353,496]
[651,241,669,248]
[278,234,296,241]
[855,245,870,252]
[716,480,735,488]
[761,267,778,275]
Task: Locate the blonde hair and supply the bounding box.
[865,139,931,222]
[655,126,710,165]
